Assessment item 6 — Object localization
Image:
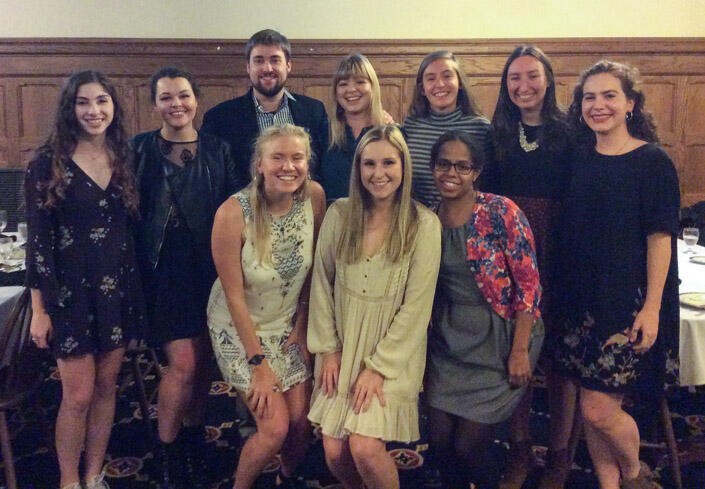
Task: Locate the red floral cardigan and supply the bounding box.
[457,192,542,321]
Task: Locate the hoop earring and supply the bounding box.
[579,115,584,123]
[626,111,633,121]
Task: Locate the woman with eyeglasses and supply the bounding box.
[424,130,544,489]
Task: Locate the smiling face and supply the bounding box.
[74,82,114,138]
[153,77,198,131]
[421,58,460,114]
[336,75,373,116]
[257,135,308,197]
[247,44,291,98]
[507,55,549,115]
[359,140,403,205]
[581,72,635,136]
[433,140,479,201]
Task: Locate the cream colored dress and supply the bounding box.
[307,199,441,442]
[208,190,313,392]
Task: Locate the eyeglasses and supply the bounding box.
[433,159,476,175]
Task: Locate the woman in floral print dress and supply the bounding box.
[26,70,143,489]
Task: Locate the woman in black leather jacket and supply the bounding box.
[132,67,238,489]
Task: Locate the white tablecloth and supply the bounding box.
[677,240,705,386]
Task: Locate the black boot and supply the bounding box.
[179,425,208,489]
[157,439,186,489]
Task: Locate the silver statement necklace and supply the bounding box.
[518,121,539,152]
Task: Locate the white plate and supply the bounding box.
[680,292,705,309]
[690,255,705,265]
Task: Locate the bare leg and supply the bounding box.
[84,347,125,480]
[279,379,313,477]
[158,338,198,442]
[233,391,289,489]
[55,354,96,487]
[349,434,399,489]
[322,436,364,489]
[580,387,640,489]
[547,370,578,451]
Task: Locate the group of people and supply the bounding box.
[25,28,679,489]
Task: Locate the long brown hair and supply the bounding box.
[32,70,138,212]
[407,51,482,119]
[337,125,419,264]
[568,60,658,147]
[491,45,569,161]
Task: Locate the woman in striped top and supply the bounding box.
[403,51,493,207]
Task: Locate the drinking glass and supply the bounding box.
[0,237,12,263]
[17,222,28,244]
[0,210,7,233]
[683,227,700,254]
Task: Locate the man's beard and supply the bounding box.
[253,75,286,98]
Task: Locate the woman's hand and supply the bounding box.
[282,314,311,369]
[508,349,532,388]
[30,311,52,349]
[352,368,386,414]
[246,360,282,419]
[320,351,341,398]
[382,110,395,124]
[630,305,659,353]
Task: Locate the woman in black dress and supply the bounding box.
[132,67,238,489]
[555,61,680,489]
[27,70,143,489]
[487,46,574,489]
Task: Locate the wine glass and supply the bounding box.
[683,227,700,254]
[0,210,7,233]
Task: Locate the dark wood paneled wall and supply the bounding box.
[0,38,703,205]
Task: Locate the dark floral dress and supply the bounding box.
[25,155,144,358]
[554,144,680,393]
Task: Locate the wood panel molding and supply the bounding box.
[0,37,703,205]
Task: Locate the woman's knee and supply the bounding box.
[61,383,94,415]
[323,436,350,469]
[165,341,197,384]
[580,391,619,430]
[349,434,386,469]
[255,408,290,448]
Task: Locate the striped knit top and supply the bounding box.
[403,107,493,207]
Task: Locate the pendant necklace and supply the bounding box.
[518,121,539,152]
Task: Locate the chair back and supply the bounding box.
[0,288,45,406]
[0,168,25,231]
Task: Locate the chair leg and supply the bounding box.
[659,397,682,489]
[130,353,155,445]
[0,410,17,489]
[567,390,583,465]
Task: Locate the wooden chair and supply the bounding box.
[0,288,46,489]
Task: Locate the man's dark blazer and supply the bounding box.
[201,87,329,190]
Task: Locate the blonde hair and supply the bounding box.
[330,54,385,149]
[248,124,311,263]
[408,50,482,119]
[336,125,419,264]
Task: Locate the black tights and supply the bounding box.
[426,406,500,489]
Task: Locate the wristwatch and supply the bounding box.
[248,354,266,366]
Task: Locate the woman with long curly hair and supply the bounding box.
[555,60,680,489]
[27,70,144,489]
[487,46,575,489]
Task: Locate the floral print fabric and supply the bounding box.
[462,192,541,322]
[25,156,144,358]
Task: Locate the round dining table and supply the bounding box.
[677,239,705,386]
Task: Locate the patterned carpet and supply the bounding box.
[6,355,705,489]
